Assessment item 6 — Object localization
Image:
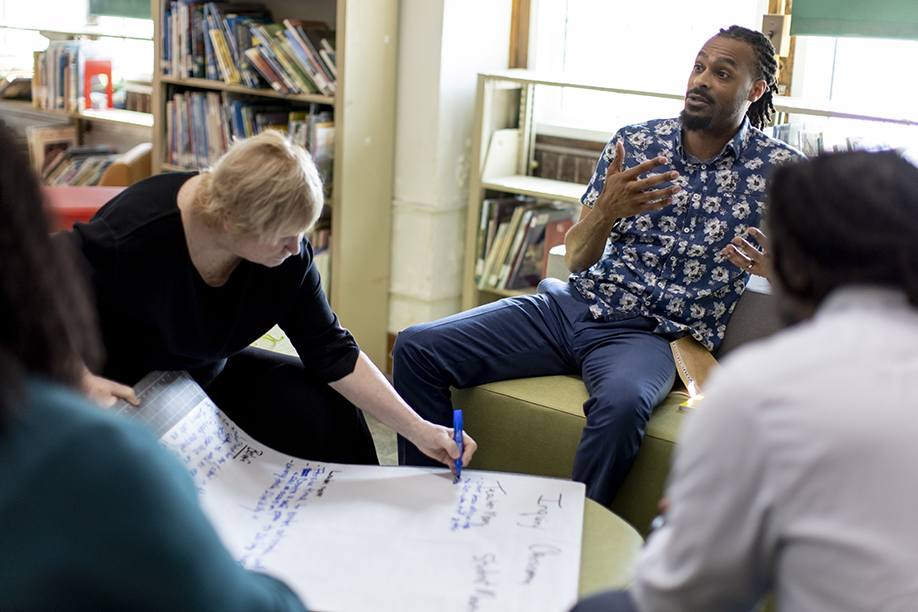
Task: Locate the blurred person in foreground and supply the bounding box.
[0,119,309,610]
[571,150,918,611]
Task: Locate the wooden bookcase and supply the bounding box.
[463,69,918,312]
[150,0,398,367]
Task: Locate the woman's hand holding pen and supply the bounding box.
[407,421,477,473]
[328,352,477,471]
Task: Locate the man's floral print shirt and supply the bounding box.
[572,117,803,350]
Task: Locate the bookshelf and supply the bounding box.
[15,30,156,185]
[30,28,156,129]
[150,0,398,367]
[463,68,918,311]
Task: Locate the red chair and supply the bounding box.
[42,186,125,232]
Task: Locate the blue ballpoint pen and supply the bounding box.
[453,409,463,483]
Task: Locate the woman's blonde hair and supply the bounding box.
[195,130,324,242]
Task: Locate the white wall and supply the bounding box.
[389,0,512,334]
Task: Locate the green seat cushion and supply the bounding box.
[453,375,689,533]
[579,499,644,597]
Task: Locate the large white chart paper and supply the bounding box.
[113,372,585,612]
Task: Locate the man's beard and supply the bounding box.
[680,109,713,132]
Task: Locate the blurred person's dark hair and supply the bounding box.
[768,150,918,321]
[0,120,102,428]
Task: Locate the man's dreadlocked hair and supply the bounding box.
[716,25,779,130]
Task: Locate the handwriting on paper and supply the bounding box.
[521,544,562,585]
[166,405,248,492]
[467,553,499,611]
[157,393,585,612]
[451,477,508,531]
[517,494,563,530]
[240,462,334,568]
[164,405,346,569]
[233,444,263,464]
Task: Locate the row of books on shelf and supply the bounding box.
[475,196,579,292]
[166,89,334,193]
[163,2,337,97]
[32,40,118,113]
[768,123,892,157]
[26,124,118,186]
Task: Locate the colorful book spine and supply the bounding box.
[249,25,302,94]
[280,27,330,95]
[265,27,317,95]
[243,47,289,94]
[209,26,241,84]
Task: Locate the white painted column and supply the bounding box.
[389,0,512,334]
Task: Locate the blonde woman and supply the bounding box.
[68,130,474,469]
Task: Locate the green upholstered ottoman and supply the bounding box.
[579,499,644,597]
[454,376,687,534]
[452,249,780,536]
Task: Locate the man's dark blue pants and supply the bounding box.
[393,278,676,505]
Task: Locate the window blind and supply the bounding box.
[790,0,918,40]
[89,0,150,20]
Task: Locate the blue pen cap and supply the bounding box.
[453,409,463,475]
[453,409,463,442]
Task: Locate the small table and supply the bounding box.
[579,499,643,598]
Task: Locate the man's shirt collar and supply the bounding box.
[676,116,752,165]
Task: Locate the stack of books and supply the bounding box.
[32,40,117,113]
[769,122,892,156]
[41,145,119,187]
[26,125,118,187]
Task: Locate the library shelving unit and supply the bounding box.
[463,68,918,311]
[10,28,155,149]
[150,0,398,367]
[0,98,148,142]
[31,28,156,133]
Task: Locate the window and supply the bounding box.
[529,0,768,139]
[526,0,918,157]
[791,35,918,152]
[0,0,152,79]
[1,0,88,71]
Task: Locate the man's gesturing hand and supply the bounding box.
[722,226,770,278]
[592,140,681,224]
[564,140,683,273]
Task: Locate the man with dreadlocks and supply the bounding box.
[394,25,803,505]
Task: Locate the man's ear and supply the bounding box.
[748,79,768,103]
